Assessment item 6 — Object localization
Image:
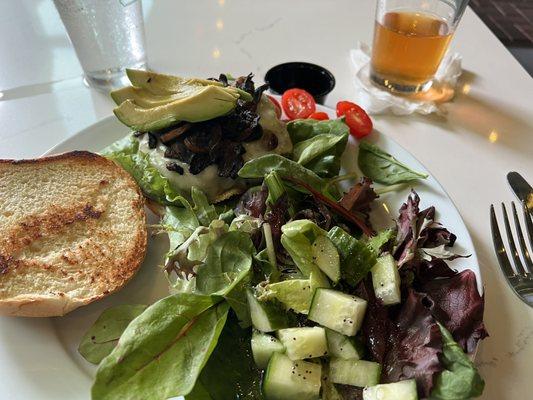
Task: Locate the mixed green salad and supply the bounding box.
[79,71,487,400]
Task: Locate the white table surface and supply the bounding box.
[1,0,532,399]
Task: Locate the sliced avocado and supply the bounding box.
[111,86,180,107]
[113,85,239,132]
[110,84,239,109]
[125,68,253,101]
[125,69,213,94]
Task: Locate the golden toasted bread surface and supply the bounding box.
[0,151,147,317]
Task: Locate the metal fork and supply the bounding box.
[490,201,533,307]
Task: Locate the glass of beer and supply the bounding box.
[370,0,469,93]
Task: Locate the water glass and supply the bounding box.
[54,0,147,91]
[370,0,469,93]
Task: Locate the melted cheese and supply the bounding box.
[138,95,292,201]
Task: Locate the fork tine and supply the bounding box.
[490,204,516,278]
[511,202,533,274]
[522,201,533,250]
[502,203,527,276]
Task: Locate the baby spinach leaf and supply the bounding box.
[293,134,348,177]
[186,382,214,400]
[327,226,376,286]
[195,315,264,400]
[264,170,287,207]
[287,118,350,143]
[238,154,332,196]
[358,141,428,185]
[430,323,485,400]
[92,294,228,400]
[223,273,252,328]
[78,304,147,365]
[185,379,213,400]
[288,119,349,178]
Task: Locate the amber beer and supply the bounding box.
[370,11,453,92]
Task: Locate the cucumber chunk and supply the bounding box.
[329,359,381,387]
[251,331,285,369]
[371,253,401,305]
[277,327,328,360]
[308,288,367,336]
[260,270,329,315]
[260,279,313,314]
[363,379,418,400]
[326,329,364,360]
[263,353,322,400]
[247,290,288,332]
[311,236,341,283]
[322,363,343,400]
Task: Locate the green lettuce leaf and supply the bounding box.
[102,135,186,205]
[196,231,256,295]
[430,323,485,400]
[161,186,229,254]
[92,294,228,400]
[358,141,428,185]
[367,228,395,255]
[78,304,147,365]
[229,214,262,235]
[162,203,200,250]
[188,220,229,263]
[327,226,376,286]
[100,133,140,156]
[195,231,256,327]
[288,119,349,177]
[191,186,218,226]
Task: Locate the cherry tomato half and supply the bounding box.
[336,101,373,139]
[308,111,329,121]
[281,89,316,120]
[336,101,358,117]
[267,95,282,119]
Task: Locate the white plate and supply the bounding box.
[0,104,480,399]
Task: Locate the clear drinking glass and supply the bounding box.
[370,0,469,93]
[54,0,147,91]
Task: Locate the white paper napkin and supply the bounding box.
[350,42,463,115]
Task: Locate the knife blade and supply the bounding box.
[507,171,533,212]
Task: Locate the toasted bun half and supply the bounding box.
[0,151,147,317]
